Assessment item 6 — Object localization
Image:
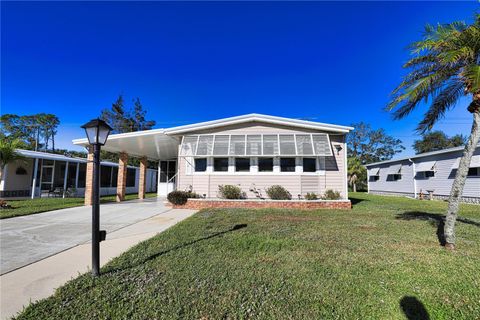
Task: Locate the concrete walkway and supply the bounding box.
[0,206,196,319]
[1,197,172,274]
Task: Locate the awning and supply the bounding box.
[368,167,380,176]
[416,160,436,172]
[179,133,333,157]
[387,164,402,175]
[451,154,480,169]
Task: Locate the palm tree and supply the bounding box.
[386,15,480,250]
[0,139,25,182]
[347,157,364,193]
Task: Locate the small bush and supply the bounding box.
[167,191,189,205]
[186,191,201,199]
[305,192,318,200]
[266,185,292,200]
[323,189,341,200]
[218,185,244,199]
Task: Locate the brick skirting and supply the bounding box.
[173,199,352,210]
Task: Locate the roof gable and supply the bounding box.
[164,113,353,135]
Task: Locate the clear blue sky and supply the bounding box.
[1,1,478,155]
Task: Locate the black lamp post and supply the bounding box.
[81,119,112,277]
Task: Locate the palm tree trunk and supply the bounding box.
[444,97,480,249]
[353,183,357,193]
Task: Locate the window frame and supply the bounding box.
[213,158,229,172]
[302,157,316,173]
[194,158,207,172]
[235,158,250,172]
[280,157,296,172]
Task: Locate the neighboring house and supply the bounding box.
[0,149,158,198]
[365,145,480,203]
[73,114,354,200]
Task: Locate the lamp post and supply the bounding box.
[81,119,112,277]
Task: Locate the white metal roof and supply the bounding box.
[73,114,353,160]
[365,144,480,167]
[16,149,138,168]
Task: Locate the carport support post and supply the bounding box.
[62,161,69,198]
[138,157,147,199]
[92,143,101,277]
[31,158,39,199]
[116,152,128,202]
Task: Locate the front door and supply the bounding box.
[40,161,55,191]
[157,160,176,196]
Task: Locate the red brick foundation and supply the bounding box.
[173,199,352,210]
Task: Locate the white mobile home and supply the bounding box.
[365,145,480,203]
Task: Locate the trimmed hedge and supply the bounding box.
[266,185,292,200]
[167,191,189,205]
[218,185,244,199]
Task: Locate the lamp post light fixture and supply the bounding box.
[81,119,112,277]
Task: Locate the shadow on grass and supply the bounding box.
[104,224,247,274]
[400,296,430,320]
[396,211,480,246]
[349,196,368,206]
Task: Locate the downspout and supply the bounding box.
[409,158,417,199]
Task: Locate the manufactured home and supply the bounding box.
[0,149,158,198]
[365,145,480,203]
[72,114,353,201]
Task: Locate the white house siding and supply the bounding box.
[415,149,480,200]
[176,122,348,199]
[367,147,480,202]
[368,160,415,197]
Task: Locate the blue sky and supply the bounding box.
[1,1,478,155]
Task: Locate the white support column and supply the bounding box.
[157,160,162,197]
[31,158,39,199]
[63,161,69,198]
[75,162,80,189]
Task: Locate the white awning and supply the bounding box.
[452,154,480,169]
[416,160,436,172]
[368,167,380,176]
[179,133,333,157]
[387,164,402,175]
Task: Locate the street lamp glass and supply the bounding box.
[81,119,112,146]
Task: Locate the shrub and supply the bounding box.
[218,185,244,199]
[167,191,189,205]
[322,189,341,200]
[266,185,292,200]
[305,192,318,200]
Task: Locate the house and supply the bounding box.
[365,145,480,203]
[72,114,353,202]
[0,149,158,198]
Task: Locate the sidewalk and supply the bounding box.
[0,208,196,320]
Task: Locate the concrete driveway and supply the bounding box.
[0,197,172,274]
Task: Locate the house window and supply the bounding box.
[100,166,112,187]
[235,158,250,172]
[258,158,273,172]
[392,174,402,181]
[214,158,229,172]
[195,158,207,172]
[467,167,479,177]
[370,175,380,182]
[424,171,435,178]
[16,166,28,175]
[126,168,136,187]
[280,158,296,172]
[303,158,316,172]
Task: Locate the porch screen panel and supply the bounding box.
[213,135,230,155]
[246,135,262,155]
[263,135,279,155]
[196,135,214,156]
[180,136,198,156]
[279,135,296,155]
[295,135,314,155]
[229,135,246,156]
[312,134,332,156]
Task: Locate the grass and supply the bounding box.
[14,193,480,319]
[0,192,158,219]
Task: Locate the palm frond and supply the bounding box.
[416,80,465,133]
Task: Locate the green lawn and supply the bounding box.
[15,193,480,319]
[0,192,158,219]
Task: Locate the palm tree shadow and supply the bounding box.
[104,224,247,274]
[395,211,480,246]
[400,296,430,320]
[349,196,368,206]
